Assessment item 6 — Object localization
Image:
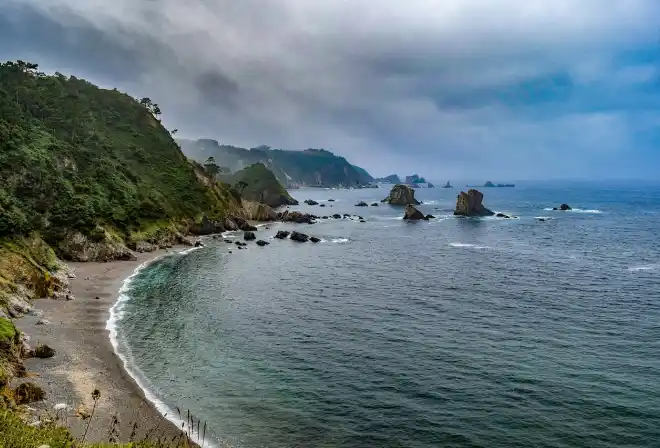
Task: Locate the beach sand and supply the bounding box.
[18,248,185,443]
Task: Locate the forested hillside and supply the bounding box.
[0,61,241,246]
[179,139,374,188]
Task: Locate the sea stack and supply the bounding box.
[381,184,420,205]
[403,205,428,220]
[453,189,494,217]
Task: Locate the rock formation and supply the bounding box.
[453,189,494,217]
[304,199,319,206]
[275,230,290,239]
[277,210,317,224]
[356,201,369,207]
[381,184,420,205]
[290,231,310,242]
[403,205,428,220]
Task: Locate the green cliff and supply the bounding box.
[0,60,250,307]
[178,140,374,188]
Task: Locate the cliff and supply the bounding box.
[178,139,374,188]
[375,174,401,184]
[0,60,254,311]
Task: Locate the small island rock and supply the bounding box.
[356,201,369,207]
[454,189,494,217]
[403,205,428,220]
[381,184,420,205]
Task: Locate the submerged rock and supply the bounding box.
[453,189,494,217]
[371,202,379,206]
[495,213,515,219]
[304,199,319,206]
[560,204,572,211]
[256,240,270,246]
[425,214,435,219]
[403,205,428,220]
[310,237,321,243]
[381,184,420,205]
[290,231,310,242]
[328,199,335,202]
[332,214,342,219]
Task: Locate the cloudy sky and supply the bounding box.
[1,0,659,180]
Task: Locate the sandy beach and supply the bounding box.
[18,248,185,443]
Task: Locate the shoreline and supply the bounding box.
[20,247,193,443]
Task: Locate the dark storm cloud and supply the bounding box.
[1,0,660,179]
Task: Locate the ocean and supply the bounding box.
[110,182,660,448]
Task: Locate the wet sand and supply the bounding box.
[19,249,186,443]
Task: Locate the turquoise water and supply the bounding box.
[113,182,660,447]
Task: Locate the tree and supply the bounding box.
[235,180,248,194]
[139,97,161,117]
[203,156,220,177]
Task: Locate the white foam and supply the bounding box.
[449,242,489,249]
[331,238,349,243]
[543,208,603,214]
[106,247,217,448]
[628,264,658,272]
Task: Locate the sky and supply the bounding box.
[1,0,659,180]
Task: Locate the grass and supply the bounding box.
[0,318,16,343]
[0,387,209,448]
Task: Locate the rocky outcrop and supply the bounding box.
[453,189,494,217]
[275,230,291,239]
[304,199,319,206]
[231,163,299,208]
[290,231,310,242]
[241,199,277,221]
[277,210,317,224]
[13,382,45,404]
[381,184,420,205]
[57,231,136,262]
[127,241,158,253]
[403,205,428,220]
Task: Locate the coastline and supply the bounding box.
[19,247,190,443]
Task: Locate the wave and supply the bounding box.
[449,242,490,249]
[543,208,603,214]
[106,247,215,448]
[628,264,658,273]
[331,238,349,244]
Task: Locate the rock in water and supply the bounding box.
[244,231,256,241]
[371,203,379,206]
[355,201,369,207]
[194,240,204,247]
[560,204,572,211]
[332,214,342,219]
[275,230,290,239]
[453,189,494,217]
[310,237,321,243]
[290,231,310,243]
[256,240,270,246]
[304,199,319,206]
[381,184,420,205]
[425,214,435,219]
[403,205,428,220]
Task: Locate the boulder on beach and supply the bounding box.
[356,201,369,207]
[244,231,256,241]
[14,382,45,404]
[403,205,428,220]
[275,230,290,239]
[381,184,420,205]
[290,231,310,242]
[453,189,494,217]
[256,240,270,246]
[33,344,56,359]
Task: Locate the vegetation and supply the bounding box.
[0,60,242,248]
[178,139,374,187]
[226,163,298,208]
